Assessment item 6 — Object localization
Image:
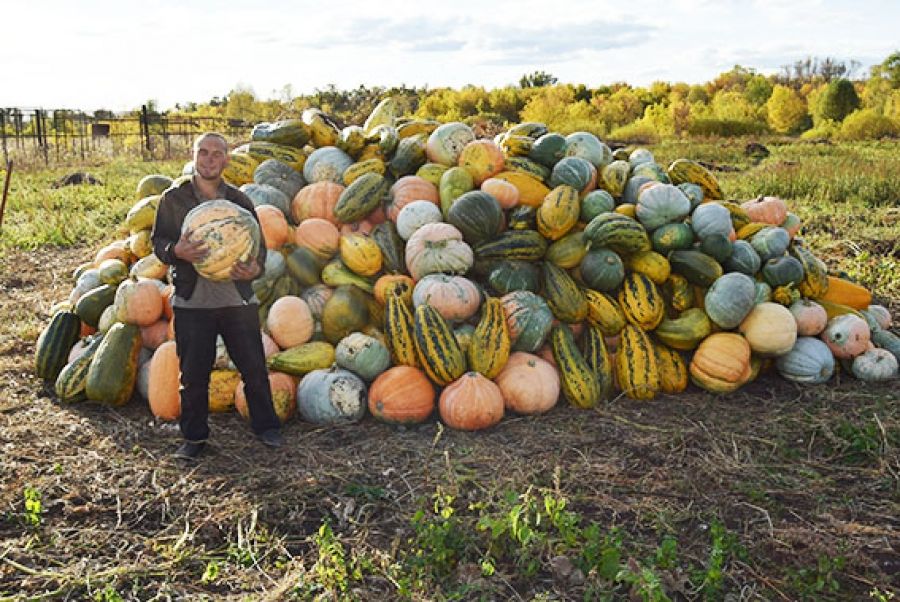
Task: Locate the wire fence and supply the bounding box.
[0,106,255,167]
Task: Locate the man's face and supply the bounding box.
[193,136,229,181]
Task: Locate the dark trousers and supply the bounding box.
[173,305,280,442]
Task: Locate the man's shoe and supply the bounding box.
[258,429,283,448]
[174,441,206,460]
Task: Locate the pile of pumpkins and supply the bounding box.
[34,99,900,431]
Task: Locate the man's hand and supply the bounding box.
[173,230,208,263]
[231,259,261,281]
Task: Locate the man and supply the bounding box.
[151,132,282,460]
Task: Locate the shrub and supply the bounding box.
[687,119,768,137]
[800,119,840,140]
[838,109,899,140]
[608,121,660,144]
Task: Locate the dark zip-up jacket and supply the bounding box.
[151,177,267,302]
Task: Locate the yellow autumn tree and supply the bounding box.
[767,85,808,134]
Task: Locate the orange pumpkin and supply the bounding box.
[439,371,505,431]
[689,333,753,393]
[266,296,314,349]
[481,178,520,209]
[821,314,871,359]
[740,196,788,225]
[374,274,415,306]
[294,217,341,261]
[387,176,440,221]
[148,341,180,421]
[368,366,435,424]
[494,352,559,415]
[291,181,344,225]
[412,274,481,322]
[260,330,280,358]
[789,299,828,336]
[94,239,136,266]
[140,319,171,350]
[114,277,164,326]
[235,371,297,424]
[339,219,376,236]
[255,205,290,250]
[160,285,174,321]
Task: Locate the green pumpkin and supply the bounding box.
[579,248,625,292]
[600,160,630,197]
[750,227,791,261]
[725,240,761,276]
[488,261,541,295]
[549,156,594,190]
[321,285,372,344]
[501,291,554,353]
[762,256,805,288]
[528,133,567,167]
[438,166,475,218]
[699,233,734,263]
[335,332,391,381]
[704,272,756,329]
[447,191,504,245]
[635,184,691,231]
[651,223,695,254]
[580,190,615,223]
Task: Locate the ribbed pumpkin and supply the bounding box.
[297,367,367,425]
[254,158,306,201]
[635,184,691,231]
[741,195,788,225]
[426,122,476,166]
[294,218,341,260]
[412,274,481,322]
[291,181,344,225]
[236,372,297,424]
[147,341,182,420]
[405,223,474,280]
[851,349,898,381]
[775,337,834,384]
[739,302,797,357]
[439,372,505,431]
[689,333,752,393]
[182,201,261,282]
[368,366,435,424]
[303,146,353,184]
[467,297,511,379]
[113,277,163,327]
[494,352,559,415]
[266,296,314,349]
[396,200,444,240]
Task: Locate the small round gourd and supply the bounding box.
[704,272,756,329]
[851,348,898,381]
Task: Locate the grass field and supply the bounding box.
[0,140,897,601]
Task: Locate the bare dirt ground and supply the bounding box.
[0,246,897,601]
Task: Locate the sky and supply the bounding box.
[2,0,898,112]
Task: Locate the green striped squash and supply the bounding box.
[333,172,389,223]
[584,213,651,255]
[54,334,105,403]
[85,322,142,406]
[618,273,665,331]
[35,311,82,381]
[550,324,600,409]
[542,263,588,323]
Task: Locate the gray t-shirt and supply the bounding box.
[171,176,258,309]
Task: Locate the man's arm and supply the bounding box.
[151,192,180,265]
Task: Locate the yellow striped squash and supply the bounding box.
[384,289,419,368]
[467,297,511,378]
[618,273,665,331]
[584,289,626,336]
[664,274,694,312]
[652,341,688,394]
[624,250,671,285]
[413,304,467,386]
[615,324,660,401]
[582,324,614,401]
[666,159,723,200]
[550,324,600,409]
[537,184,580,241]
[342,158,386,185]
[340,233,383,277]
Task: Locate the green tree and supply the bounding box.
[871,51,900,88]
[766,85,808,133]
[815,78,860,122]
[745,74,774,106]
[519,71,558,88]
